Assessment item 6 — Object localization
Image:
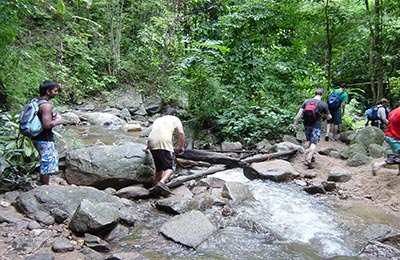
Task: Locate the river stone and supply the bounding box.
[327,167,352,182]
[243,159,300,182]
[221,182,255,204]
[80,112,127,128]
[69,199,120,235]
[24,252,55,260]
[65,142,154,189]
[160,210,216,248]
[52,237,75,253]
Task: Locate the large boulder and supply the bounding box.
[351,126,385,149]
[80,112,127,129]
[65,142,154,189]
[17,186,136,227]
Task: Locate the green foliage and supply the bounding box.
[216,104,294,144]
[0,111,39,191]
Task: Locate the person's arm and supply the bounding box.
[378,107,388,124]
[176,125,185,154]
[341,102,346,115]
[293,108,303,129]
[40,103,62,129]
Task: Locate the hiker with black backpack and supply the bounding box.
[365,98,389,130]
[325,82,349,141]
[293,88,332,169]
[31,80,62,185]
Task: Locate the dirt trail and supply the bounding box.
[291,138,400,215]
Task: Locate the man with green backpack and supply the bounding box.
[325,82,349,141]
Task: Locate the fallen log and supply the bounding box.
[177,149,247,167]
[242,149,298,164]
[168,165,228,188]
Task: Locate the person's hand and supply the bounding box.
[293,123,298,130]
[178,147,184,155]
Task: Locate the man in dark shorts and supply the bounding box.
[145,108,185,194]
[32,80,63,185]
[293,89,332,169]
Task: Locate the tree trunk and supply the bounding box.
[374,0,384,101]
[324,0,332,90]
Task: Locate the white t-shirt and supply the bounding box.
[148,115,183,152]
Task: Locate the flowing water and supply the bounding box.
[116,169,400,260]
[65,126,400,259]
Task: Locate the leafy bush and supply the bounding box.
[0,111,39,191]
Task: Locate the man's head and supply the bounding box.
[377,98,388,106]
[39,80,60,97]
[339,82,347,89]
[315,88,324,96]
[164,107,177,116]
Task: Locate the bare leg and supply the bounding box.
[372,161,387,176]
[154,171,162,186]
[40,174,50,185]
[160,169,174,183]
[333,124,338,137]
[307,143,317,163]
[325,123,331,140]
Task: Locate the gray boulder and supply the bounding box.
[17,186,135,227]
[65,142,154,189]
[243,159,300,182]
[160,210,216,248]
[69,199,120,235]
[351,126,385,149]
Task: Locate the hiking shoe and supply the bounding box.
[303,160,314,169]
[324,136,329,141]
[311,157,315,162]
[372,162,381,176]
[156,182,172,196]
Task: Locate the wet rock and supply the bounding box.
[108,252,146,260]
[160,210,216,248]
[221,182,255,204]
[155,196,194,214]
[303,184,326,194]
[244,159,300,182]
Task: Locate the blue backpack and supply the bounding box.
[365,105,379,121]
[327,91,344,111]
[19,98,48,138]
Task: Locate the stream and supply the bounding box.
[64,126,400,259]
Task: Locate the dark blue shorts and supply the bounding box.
[327,109,342,125]
[304,126,321,144]
[150,150,176,172]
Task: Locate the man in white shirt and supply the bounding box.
[146,108,185,194]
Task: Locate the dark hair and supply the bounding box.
[315,88,324,96]
[39,80,60,96]
[339,82,347,88]
[164,107,177,116]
